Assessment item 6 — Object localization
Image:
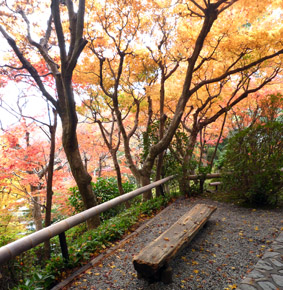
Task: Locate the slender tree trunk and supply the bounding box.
[44,109,57,259]
[27,137,43,232]
[198,129,206,194]
[140,174,152,201]
[31,194,43,232]
[155,153,164,197]
[179,132,198,196]
[155,76,166,197]
[97,155,103,178]
[179,153,191,196]
[209,112,228,172]
[111,152,130,208]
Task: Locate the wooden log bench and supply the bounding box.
[209,181,222,191]
[133,203,217,284]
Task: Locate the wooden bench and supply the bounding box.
[209,181,222,191]
[133,203,217,284]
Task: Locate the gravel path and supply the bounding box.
[66,197,283,290]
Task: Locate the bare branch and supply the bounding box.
[51,0,67,66]
[0,26,58,109]
[190,49,283,96]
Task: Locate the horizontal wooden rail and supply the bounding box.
[187,173,221,180]
[2,169,265,265]
[0,175,175,265]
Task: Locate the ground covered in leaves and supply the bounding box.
[66,197,283,290]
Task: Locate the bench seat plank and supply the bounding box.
[209,182,222,191]
[133,203,217,280]
[209,182,222,186]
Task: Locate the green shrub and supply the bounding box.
[69,177,135,220]
[222,121,283,205]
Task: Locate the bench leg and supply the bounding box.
[160,265,173,284]
[136,264,173,284]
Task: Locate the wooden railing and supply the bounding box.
[0,175,175,265]
[0,172,224,265]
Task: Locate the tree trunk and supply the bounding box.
[155,74,166,197]
[58,74,100,229]
[44,109,57,259]
[179,158,192,196]
[155,153,165,197]
[140,174,152,201]
[112,152,130,208]
[179,132,198,196]
[97,155,104,178]
[62,115,100,229]
[31,196,43,232]
[209,112,228,172]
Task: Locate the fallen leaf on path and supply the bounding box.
[193,270,199,274]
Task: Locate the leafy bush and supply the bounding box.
[222,121,283,205]
[69,177,135,220]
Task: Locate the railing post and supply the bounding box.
[58,232,69,262]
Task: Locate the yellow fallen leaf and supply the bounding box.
[193,270,199,274]
[255,226,259,231]
[192,260,198,265]
[94,273,100,276]
[164,237,169,241]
